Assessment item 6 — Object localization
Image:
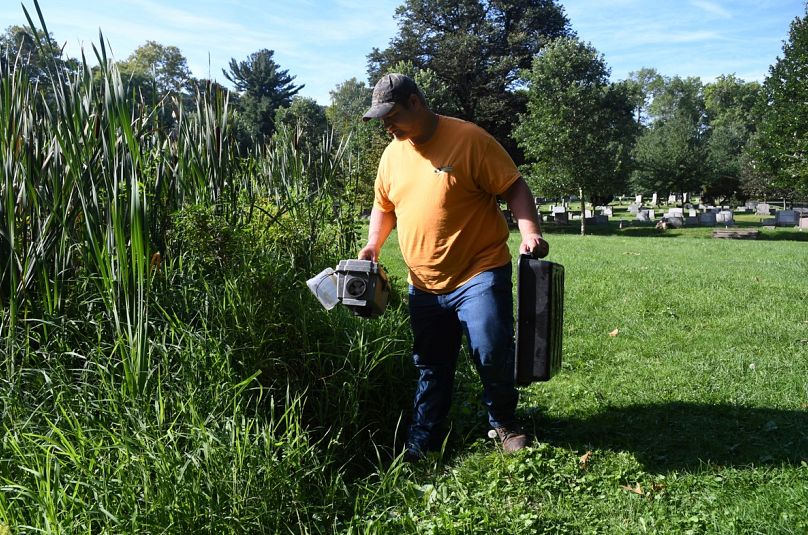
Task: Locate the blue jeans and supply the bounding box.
[406,263,518,454]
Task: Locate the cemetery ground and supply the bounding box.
[1,222,805,533]
[363,226,808,533]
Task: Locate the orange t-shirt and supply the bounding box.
[374,116,520,292]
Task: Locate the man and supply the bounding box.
[359,73,549,459]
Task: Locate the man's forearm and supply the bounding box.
[503,178,542,235]
[359,207,397,261]
[502,177,549,258]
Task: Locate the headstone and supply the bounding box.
[689,208,697,217]
[745,201,759,210]
[666,216,684,228]
[668,208,684,217]
[685,216,699,226]
[799,217,808,229]
[592,214,608,225]
[716,210,734,224]
[683,193,689,203]
[584,209,593,218]
[775,210,799,227]
[698,212,717,226]
[599,206,613,217]
[628,203,640,214]
[756,203,771,216]
[554,211,569,224]
[651,193,658,205]
[668,194,677,204]
[635,195,643,205]
[552,206,566,215]
[636,210,651,222]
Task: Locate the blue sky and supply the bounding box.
[2,0,805,104]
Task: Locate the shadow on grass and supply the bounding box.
[532,402,808,473]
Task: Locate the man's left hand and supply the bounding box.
[520,234,549,259]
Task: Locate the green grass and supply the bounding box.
[1,6,805,532]
[357,228,808,534]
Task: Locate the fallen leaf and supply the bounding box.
[621,483,644,495]
[609,328,620,337]
[579,451,593,469]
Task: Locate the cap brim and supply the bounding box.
[362,101,396,122]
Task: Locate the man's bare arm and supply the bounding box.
[358,207,397,261]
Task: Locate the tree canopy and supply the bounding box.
[224,49,303,141]
[367,0,571,158]
[631,76,707,199]
[746,7,808,199]
[515,37,637,233]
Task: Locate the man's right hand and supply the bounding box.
[358,245,379,262]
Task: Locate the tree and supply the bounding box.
[224,49,303,142]
[117,41,192,96]
[326,78,388,210]
[367,0,571,160]
[702,75,761,204]
[0,25,78,87]
[632,76,707,202]
[515,37,637,235]
[745,7,808,199]
[624,67,664,125]
[274,96,328,156]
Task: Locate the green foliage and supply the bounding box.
[745,6,808,199]
[701,75,761,203]
[224,49,303,143]
[632,76,707,198]
[273,96,329,159]
[117,40,192,96]
[367,0,571,158]
[624,67,665,125]
[515,37,637,232]
[326,77,388,210]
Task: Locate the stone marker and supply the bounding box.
[716,210,734,224]
[651,193,658,205]
[628,203,640,214]
[799,217,808,229]
[685,216,699,226]
[636,210,651,222]
[756,203,771,215]
[698,212,717,226]
[775,210,798,227]
[666,216,684,228]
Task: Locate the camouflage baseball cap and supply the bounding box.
[362,73,420,121]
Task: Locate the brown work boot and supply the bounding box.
[493,424,529,453]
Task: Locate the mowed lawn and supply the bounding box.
[366,226,808,534]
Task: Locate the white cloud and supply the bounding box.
[689,1,733,19]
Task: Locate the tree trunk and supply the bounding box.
[579,187,586,236]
